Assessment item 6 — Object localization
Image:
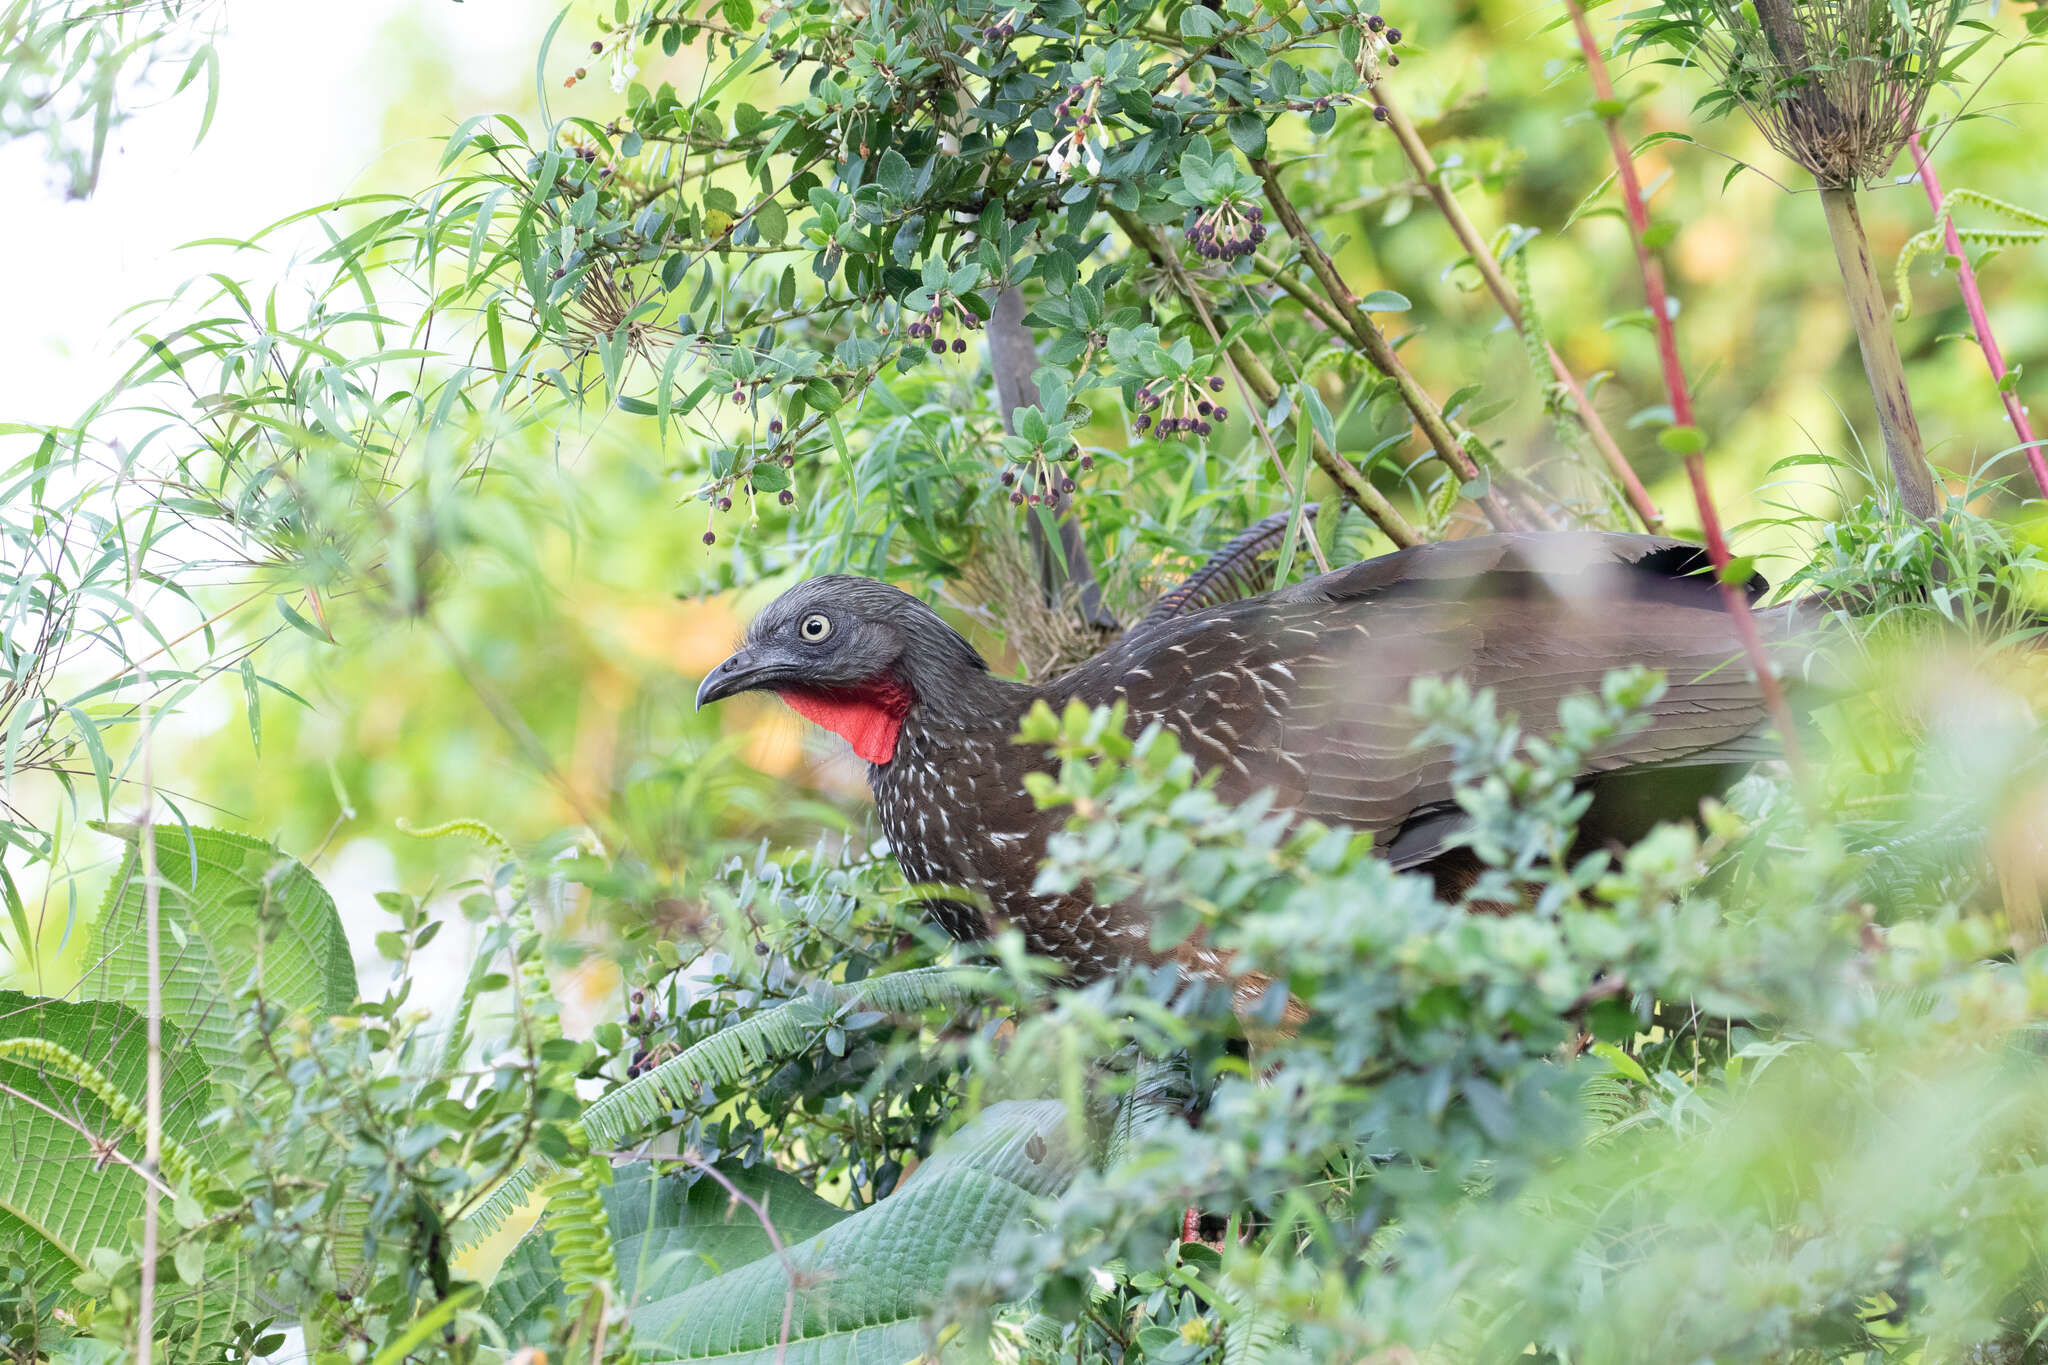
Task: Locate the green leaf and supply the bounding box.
[1271,399,1316,591]
[239,657,261,757]
[81,825,358,1087]
[630,1102,1079,1362]
[0,992,220,1309]
[1226,112,1267,158]
[486,1161,849,1343]
[1359,290,1411,312]
[463,968,998,1248]
[1657,424,1706,456]
[276,596,331,643]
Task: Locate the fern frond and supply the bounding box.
[1220,1255,1291,1365]
[582,965,996,1151]
[1893,187,2048,319]
[0,1036,217,1192]
[456,1153,557,1247]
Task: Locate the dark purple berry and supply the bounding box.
[930,338,946,353]
[1010,490,1025,505]
[1374,105,1390,122]
[769,418,783,434]
[1001,468,1016,485]
[702,530,716,545]
[1079,455,1094,471]
[1388,53,1400,65]
[1061,477,1075,493]
[1367,13,1385,29]
[951,337,966,353]
[1198,400,1214,416]
[778,489,794,505]
[1208,376,1225,392]
[1386,26,1402,42]
[1212,406,1229,421]
[718,496,733,511]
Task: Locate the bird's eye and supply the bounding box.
[798,612,832,642]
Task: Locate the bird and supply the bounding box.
[695,531,1806,1010]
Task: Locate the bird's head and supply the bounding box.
[694,575,992,763]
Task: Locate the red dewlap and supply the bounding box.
[777,676,916,764]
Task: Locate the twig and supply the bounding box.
[1565,0,1807,779]
[1112,205,1417,548]
[138,701,162,1365]
[1906,130,2047,499]
[674,1152,800,1365]
[1251,156,1523,531]
[1362,76,1664,532]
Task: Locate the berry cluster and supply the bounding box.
[623,990,669,1079]
[1186,202,1266,261]
[979,9,1020,43]
[907,299,983,355]
[998,448,1093,511]
[1052,80,1097,129]
[1363,13,1404,68]
[1133,375,1230,440]
[702,423,798,545]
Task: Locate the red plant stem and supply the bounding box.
[1566,1,1693,430]
[1907,131,2048,499]
[1565,0,1806,777]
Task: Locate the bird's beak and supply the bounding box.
[695,646,780,710]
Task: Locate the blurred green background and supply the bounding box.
[4,0,2043,1014]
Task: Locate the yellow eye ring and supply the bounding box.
[799,613,832,642]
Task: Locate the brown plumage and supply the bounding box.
[696,532,1803,1004]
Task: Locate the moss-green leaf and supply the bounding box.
[83,824,358,1088]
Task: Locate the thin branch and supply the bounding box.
[1566,0,1807,779]
[1363,75,1664,532]
[138,702,162,1365]
[1906,129,2047,499]
[1251,155,1522,531]
[1112,205,1416,549]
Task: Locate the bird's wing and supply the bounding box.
[1062,533,1787,866]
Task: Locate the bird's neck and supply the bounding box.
[781,668,1034,765]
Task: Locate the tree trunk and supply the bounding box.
[986,287,1118,627]
[1819,184,1941,521]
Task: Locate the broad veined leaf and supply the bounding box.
[0,992,222,1302]
[631,1100,1079,1364]
[82,825,358,1087]
[485,1161,848,1343]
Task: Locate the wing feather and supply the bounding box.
[1057,532,1795,857]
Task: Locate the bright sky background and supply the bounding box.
[0,0,551,426]
[1,0,563,1007]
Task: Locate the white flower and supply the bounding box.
[610,50,639,94]
[1048,129,1104,181]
